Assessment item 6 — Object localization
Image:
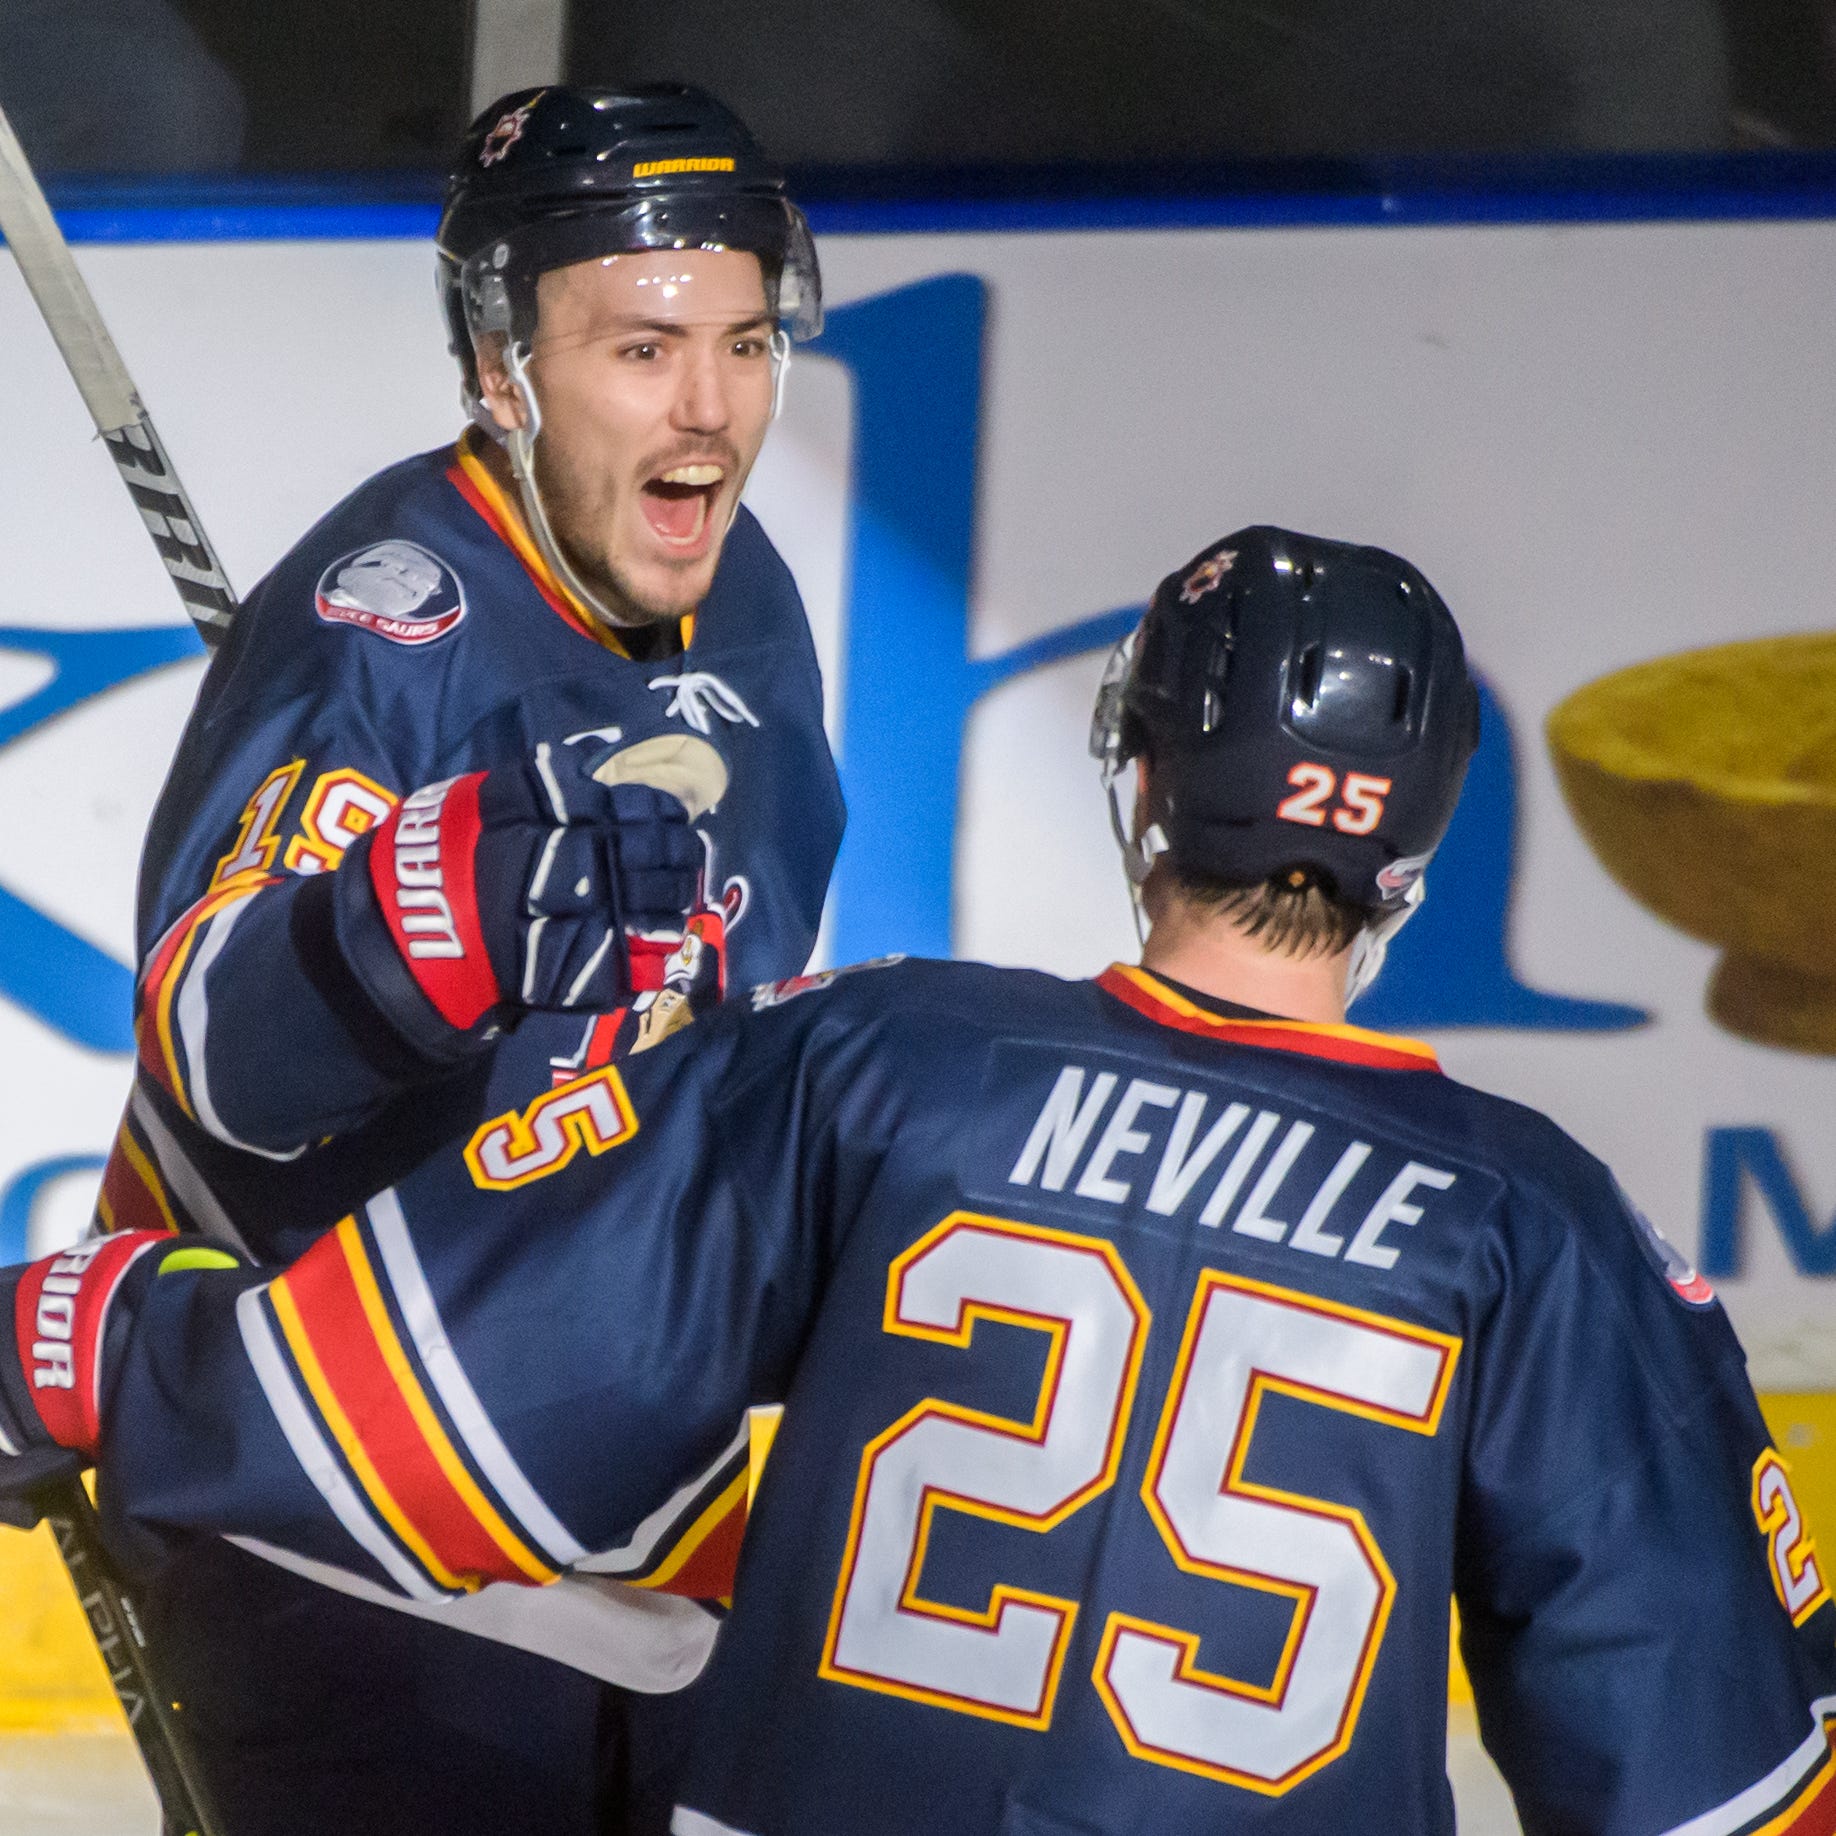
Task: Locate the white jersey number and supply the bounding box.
[822,1216,1460,1795]
[1753,1450,1832,1626]
[1097,1273,1457,1791]
[820,1214,1149,1726]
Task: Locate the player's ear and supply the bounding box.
[473,332,529,433]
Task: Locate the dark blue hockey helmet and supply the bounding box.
[436,84,821,395]
[1092,526,1479,918]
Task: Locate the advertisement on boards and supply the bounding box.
[0,215,1832,1420]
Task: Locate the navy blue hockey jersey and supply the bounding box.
[105,434,842,1266]
[92,959,1836,1835]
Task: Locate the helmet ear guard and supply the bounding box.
[1090,628,1166,934]
[1093,526,1480,992]
[451,258,523,434]
[1344,859,1430,1000]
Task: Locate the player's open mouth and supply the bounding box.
[640,464,725,550]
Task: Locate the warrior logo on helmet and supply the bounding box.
[1180,548,1236,605]
[479,94,543,167]
[315,541,467,646]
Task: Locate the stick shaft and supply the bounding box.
[0,103,236,642]
[36,1478,224,1836]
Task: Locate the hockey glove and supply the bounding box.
[328,742,703,1065]
[0,1233,240,1529]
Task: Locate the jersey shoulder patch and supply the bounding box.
[1617,1181,1718,1308]
[748,955,906,1012]
[315,539,467,647]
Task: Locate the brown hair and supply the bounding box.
[1161,862,1369,959]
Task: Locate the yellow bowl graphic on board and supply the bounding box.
[1546,632,1836,1055]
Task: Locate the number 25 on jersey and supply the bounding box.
[821,1212,1461,1796]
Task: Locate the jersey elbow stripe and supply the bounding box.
[363,1188,587,1567]
[141,902,210,1114]
[177,889,309,1161]
[332,1216,557,1584]
[1770,1752,1836,1836]
[125,1087,255,1259]
[139,873,278,1120]
[267,1272,477,1593]
[137,911,194,1100]
[577,1415,752,1585]
[236,1285,447,1603]
[97,1116,181,1238]
[268,1219,558,1591]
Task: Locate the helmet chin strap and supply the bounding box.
[500,341,653,632]
[769,329,792,421]
[1100,760,1166,949]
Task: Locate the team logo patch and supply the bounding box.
[315,541,466,647]
[1180,547,1236,605]
[479,94,541,166]
[1624,1191,1717,1307]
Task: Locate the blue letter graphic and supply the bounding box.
[0,623,203,1052]
[816,275,1643,1034]
[1701,1128,1836,1277]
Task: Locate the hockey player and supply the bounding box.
[114,82,837,1257]
[12,527,1833,1833]
[88,84,843,1836]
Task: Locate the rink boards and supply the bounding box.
[0,205,1834,1729]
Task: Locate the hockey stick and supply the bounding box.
[31,1474,224,1836]
[0,103,236,645]
[1,105,233,1818]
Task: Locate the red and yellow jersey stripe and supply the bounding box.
[264,1215,560,1594]
[625,1465,750,1601]
[135,870,278,1117]
[1765,1741,1836,1836]
[1683,1706,1836,1836]
[247,1196,754,1603]
[1097,964,1441,1074]
[95,1110,182,1239]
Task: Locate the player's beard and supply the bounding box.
[533,434,743,629]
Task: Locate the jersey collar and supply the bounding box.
[1097,963,1441,1073]
[445,431,696,658]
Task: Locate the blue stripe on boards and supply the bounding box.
[18,151,1836,244]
